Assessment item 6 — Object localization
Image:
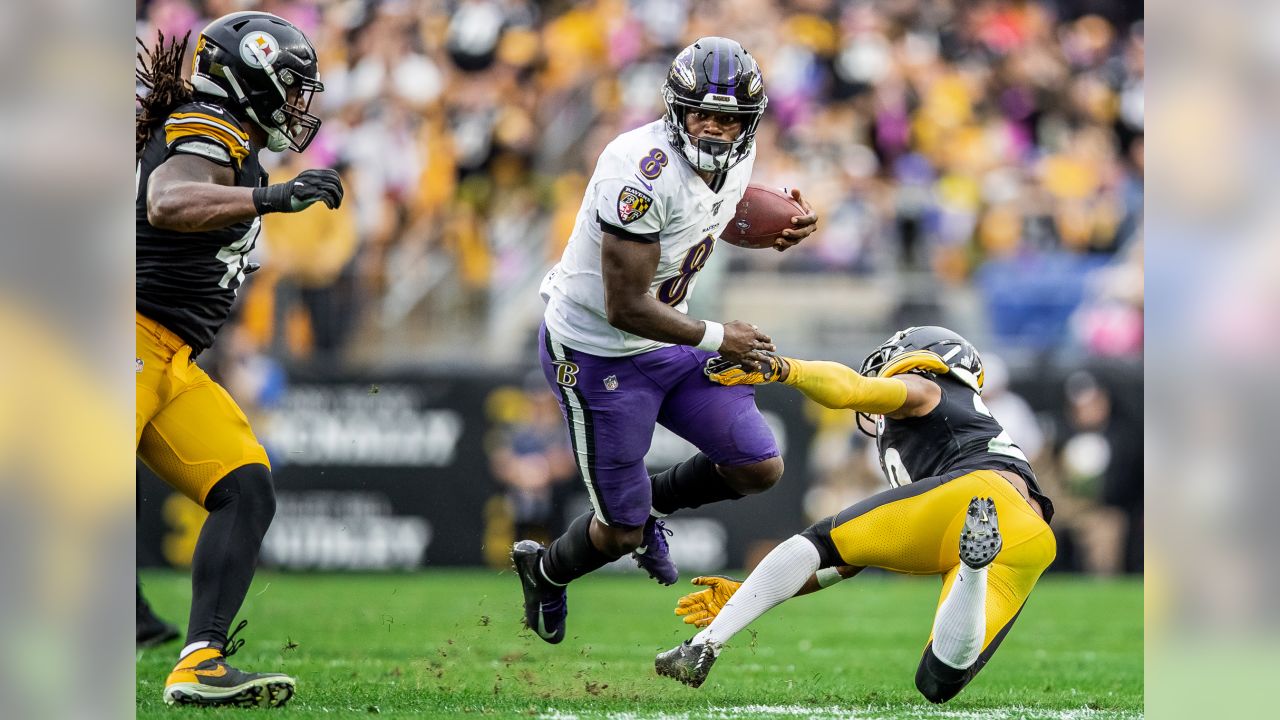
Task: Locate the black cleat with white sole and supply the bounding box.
[163,651,295,707]
[163,620,295,708]
[959,496,1002,569]
[512,539,567,644]
[655,639,718,688]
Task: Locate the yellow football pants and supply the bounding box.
[135,313,269,506]
[827,469,1056,655]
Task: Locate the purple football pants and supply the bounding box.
[539,323,779,527]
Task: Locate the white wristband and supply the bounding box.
[816,567,846,589]
[696,320,725,352]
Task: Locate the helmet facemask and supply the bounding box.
[855,334,908,438]
[229,37,323,152]
[662,87,764,174]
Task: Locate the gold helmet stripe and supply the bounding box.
[878,350,951,379]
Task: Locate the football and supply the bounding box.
[721,184,807,249]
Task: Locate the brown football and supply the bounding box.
[721,184,807,249]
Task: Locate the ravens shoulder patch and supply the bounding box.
[617,185,654,225]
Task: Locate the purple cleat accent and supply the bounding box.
[633,518,678,585]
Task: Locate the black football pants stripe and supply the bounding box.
[545,328,610,525]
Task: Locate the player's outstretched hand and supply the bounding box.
[717,320,775,370]
[705,353,785,386]
[773,187,818,252]
[674,575,743,628]
[253,168,345,214]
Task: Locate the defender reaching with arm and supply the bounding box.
[658,327,1054,705]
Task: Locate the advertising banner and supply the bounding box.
[138,372,816,572]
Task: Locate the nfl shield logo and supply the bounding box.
[603,375,619,391]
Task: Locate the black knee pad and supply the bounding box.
[798,516,843,569]
[205,464,276,534]
[915,643,973,704]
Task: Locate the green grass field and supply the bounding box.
[136,570,1142,719]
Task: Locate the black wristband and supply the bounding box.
[251,183,292,215]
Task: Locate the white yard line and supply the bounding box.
[538,705,1143,720]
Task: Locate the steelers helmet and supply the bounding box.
[860,326,985,392]
[190,12,323,152]
[855,326,984,437]
[662,37,767,176]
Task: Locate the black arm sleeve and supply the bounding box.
[597,214,660,244]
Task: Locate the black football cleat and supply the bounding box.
[959,496,1003,569]
[633,518,678,585]
[162,620,294,707]
[512,540,567,644]
[163,649,295,707]
[137,583,180,648]
[137,615,181,648]
[655,639,717,688]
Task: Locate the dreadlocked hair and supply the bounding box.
[136,31,192,161]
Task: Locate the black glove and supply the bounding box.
[252,168,344,214]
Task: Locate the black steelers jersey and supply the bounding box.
[136,100,266,354]
[876,375,1055,523]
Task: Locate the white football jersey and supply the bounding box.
[541,120,755,357]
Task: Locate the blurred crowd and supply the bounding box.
[137,0,1143,365]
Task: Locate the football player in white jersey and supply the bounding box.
[514,37,818,644]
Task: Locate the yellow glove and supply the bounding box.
[673,575,742,627]
[704,355,785,386]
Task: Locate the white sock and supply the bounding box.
[930,564,988,669]
[692,535,820,651]
[178,641,210,661]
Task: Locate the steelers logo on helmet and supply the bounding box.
[190,12,325,153]
[240,31,281,69]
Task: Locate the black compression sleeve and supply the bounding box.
[542,511,617,585]
[650,453,744,515]
[185,464,276,647]
[251,183,291,215]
